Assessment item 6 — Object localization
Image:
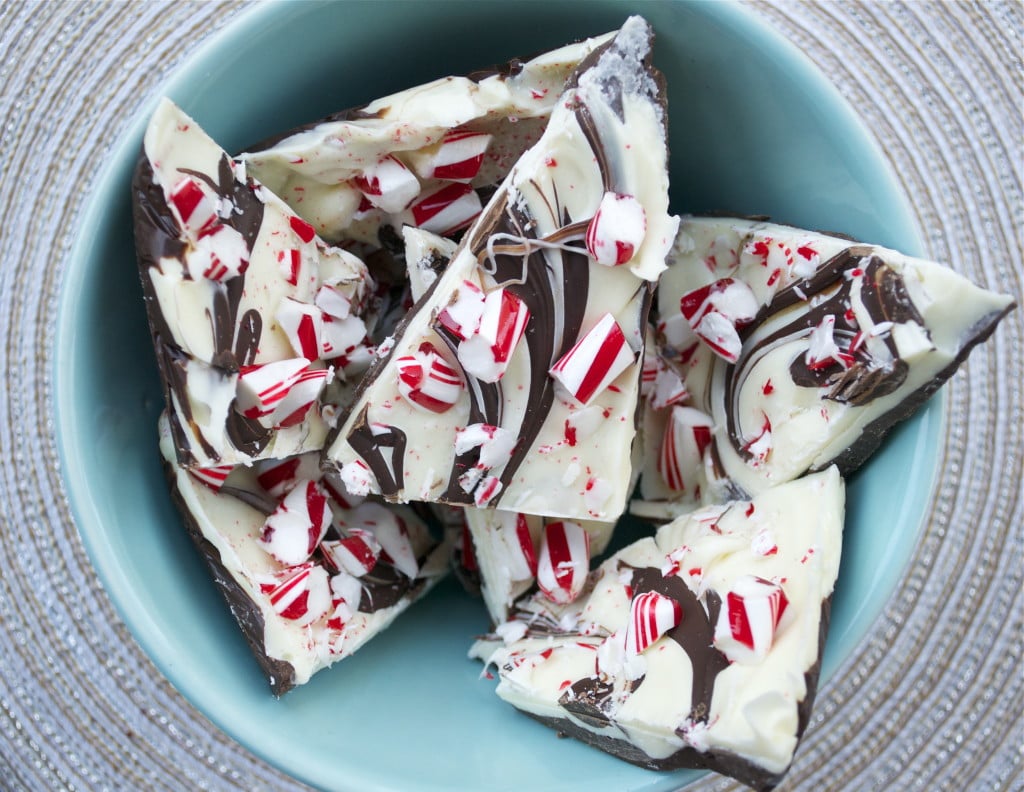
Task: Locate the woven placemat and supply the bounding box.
[0,1,1019,790]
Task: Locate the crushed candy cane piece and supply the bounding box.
[289,215,317,244]
[188,464,233,491]
[693,310,743,363]
[805,314,853,370]
[396,342,464,413]
[276,297,323,360]
[626,590,683,654]
[437,280,486,340]
[658,405,714,493]
[260,563,331,626]
[349,502,419,579]
[315,283,353,319]
[585,192,646,266]
[187,224,249,282]
[259,479,331,565]
[649,363,689,410]
[236,358,310,423]
[255,455,318,498]
[713,575,789,663]
[457,288,530,382]
[271,367,333,429]
[409,182,481,235]
[679,277,758,327]
[409,129,492,182]
[549,313,635,405]
[168,176,218,236]
[536,520,590,604]
[353,155,421,214]
[321,527,382,577]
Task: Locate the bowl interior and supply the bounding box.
[56,2,941,791]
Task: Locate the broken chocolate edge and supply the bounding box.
[161,459,298,696]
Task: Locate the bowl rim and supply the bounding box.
[53,1,943,790]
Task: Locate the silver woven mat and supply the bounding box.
[0,1,1019,790]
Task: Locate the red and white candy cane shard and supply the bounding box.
[353,154,421,214]
[409,182,482,236]
[412,129,492,182]
[640,351,661,398]
[693,310,743,363]
[713,575,789,663]
[279,248,303,286]
[649,363,689,410]
[271,366,333,429]
[460,521,478,572]
[168,176,219,236]
[516,514,538,576]
[627,590,683,655]
[189,224,249,282]
[473,475,503,507]
[329,569,364,615]
[289,215,317,244]
[255,453,322,499]
[585,192,647,266]
[320,314,367,361]
[509,512,538,578]
[276,297,323,361]
[550,313,636,406]
[339,458,379,498]
[396,342,464,413]
[236,357,311,422]
[742,413,772,466]
[436,279,485,341]
[805,314,853,370]
[351,502,419,579]
[255,456,303,498]
[188,464,233,491]
[658,405,714,493]
[322,527,382,577]
[260,563,331,626]
[792,242,821,279]
[454,423,517,470]
[457,288,530,383]
[536,520,591,605]
[679,278,758,328]
[315,283,353,320]
[259,479,332,566]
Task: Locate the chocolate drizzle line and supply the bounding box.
[723,249,928,463]
[347,405,408,497]
[558,565,729,726]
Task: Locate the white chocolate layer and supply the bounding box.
[473,467,845,776]
[140,99,371,468]
[159,415,448,691]
[240,35,615,244]
[637,215,1015,514]
[324,17,678,523]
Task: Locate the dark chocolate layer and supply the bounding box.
[162,459,298,696]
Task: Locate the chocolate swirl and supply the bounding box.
[723,249,928,462]
[133,149,272,463]
[557,564,729,726]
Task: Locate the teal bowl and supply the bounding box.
[55,2,943,790]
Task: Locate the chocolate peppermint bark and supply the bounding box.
[239,32,616,246]
[159,414,449,694]
[133,99,375,469]
[472,467,845,791]
[323,16,679,528]
[635,215,1016,517]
